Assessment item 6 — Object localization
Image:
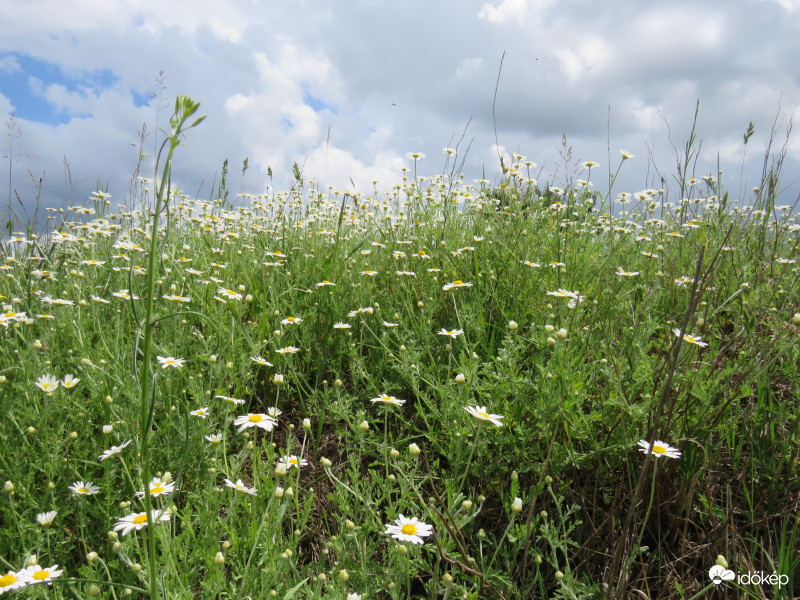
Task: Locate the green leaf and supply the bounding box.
[283,578,308,599]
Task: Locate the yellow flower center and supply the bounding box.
[32,570,50,581]
[151,485,165,494]
[478,412,490,420]
[133,514,149,525]
[453,280,462,285]
[653,445,666,454]
[401,524,417,535]
[249,415,263,423]
[289,458,298,464]
[0,573,16,586]
[78,487,89,494]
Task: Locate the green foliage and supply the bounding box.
[0,102,798,599]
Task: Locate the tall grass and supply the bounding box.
[0,96,798,599]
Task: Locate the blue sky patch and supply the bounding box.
[0,53,147,124]
[302,86,336,115]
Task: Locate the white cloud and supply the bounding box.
[478,0,528,24]
[0,0,797,218]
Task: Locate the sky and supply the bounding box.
[1,0,799,228]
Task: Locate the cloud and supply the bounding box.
[0,0,797,225]
[478,0,529,24]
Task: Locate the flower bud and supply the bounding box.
[508,320,518,330]
[302,418,311,431]
[715,555,728,569]
[512,497,523,513]
[358,420,369,431]
[214,552,225,565]
[455,373,466,383]
[409,442,421,456]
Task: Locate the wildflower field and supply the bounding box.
[1,97,798,599]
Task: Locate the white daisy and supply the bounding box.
[672,329,708,347]
[637,439,682,459]
[224,478,256,495]
[113,510,171,536]
[35,374,59,393]
[250,356,272,367]
[189,407,210,418]
[438,328,464,339]
[371,394,406,406]
[384,514,433,545]
[0,569,29,593]
[463,405,504,427]
[156,356,185,369]
[135,477,176,498]
[98,439,132,461]
[23,564,63,586]
[36,511,57,526]
[69,481,100,496]
[233,413,278,433]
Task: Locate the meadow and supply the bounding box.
[0,96,798,599]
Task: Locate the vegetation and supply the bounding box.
[0,95,798,599]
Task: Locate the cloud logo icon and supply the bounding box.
[709,565,735,584]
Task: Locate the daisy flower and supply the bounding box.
[672,329,708,347]
[333,322,352,329]
[547,289,579,298]
[23,564,63,586]
[37,511,57,526]
[371,394,406,406]
[442,280,472,291]
[224,478,256,495]
[464,405,504,427]
[266,407,283,418]
[114,510,171,536]
[233,413,278,433]
[637,439,682,459]
[157,356,185,369]
[438,328,464,339]
[98,439,132,461]
[135,477,176,498]
[0,569,29,593]
[216,395,246,405]
[278,455,308,470]
[616,268,640,277]
[205,433,223,444]
[382,321,399,327]
[69,481,100,496]
[276,346,300,355]
[217,288,242,301]
[316,280,336,287]
[61,374,80,388]
[35,374,59,393]
[190,407,210,418]
[384,515,433,545]
[281,316,303,325]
